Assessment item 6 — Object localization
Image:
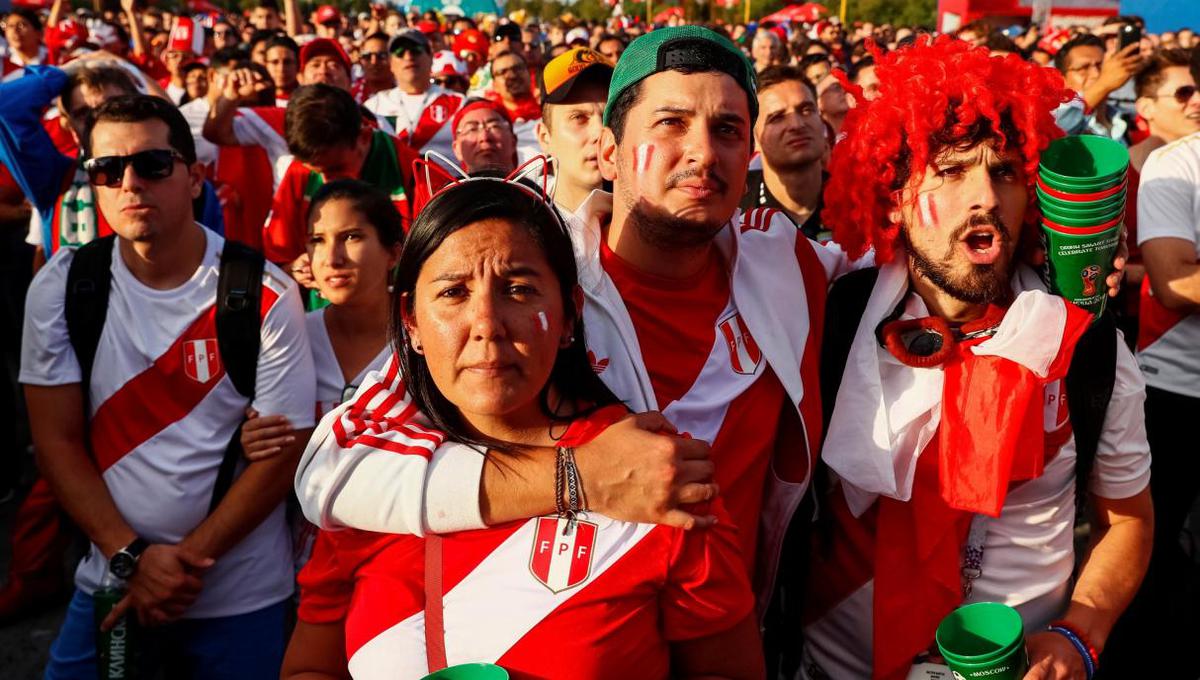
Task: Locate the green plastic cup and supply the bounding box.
[1036,175,1127,202]
[1039,170,1127,193]
[936,602,1029,680]
[1040,201,1125,225]
[421,664,509,680]
[1039,135,1130,187]
[1041,219,1122,317]
[1039,203,1125,228]
[1037,186,1125,213]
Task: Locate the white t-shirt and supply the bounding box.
[179,97,217,168]
[305,307,391,419]
[801,334,1151,679]
[1136,131,1200,397]
[20,228,317,618]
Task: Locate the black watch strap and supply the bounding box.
[124,537,149,559]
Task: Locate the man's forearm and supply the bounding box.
[36,442,136,558]
[479,447,558,525]
[27,385,137,557]
[1150,260,1200,313]
[182,428,312,560]
[202,97,241,147]
[1081,82,1118,112]
[1064,492,1154,652]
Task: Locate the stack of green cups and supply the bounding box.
[1038,135,1129,317]
[935,602,1029,679]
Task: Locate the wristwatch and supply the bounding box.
[108,538,149,580]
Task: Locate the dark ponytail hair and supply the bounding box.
[393,179,618,452]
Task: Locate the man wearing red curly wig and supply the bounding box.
[802,37,1152,680]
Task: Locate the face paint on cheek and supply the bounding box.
[635,143,654,177]
[535,311,549,332]
[919,192,940,230]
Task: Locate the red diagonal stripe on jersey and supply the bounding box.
[89,306,222,472]
[86,279,279,473]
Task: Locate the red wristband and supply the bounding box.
[1049,619,1100,667]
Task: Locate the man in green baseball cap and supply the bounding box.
[598,24,761,258]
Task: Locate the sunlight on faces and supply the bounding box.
[892,141,1028,305]
[265,46,298,89]
[453,108,516,172]
[755,80,825,170]
[1063,45,1104,94]
[492,53,532,100]
[302,55,350,90]
[538,81,608,192]
[1139,66,1200,140]
[307,198,399,306]
[391,46,432,91]
[88,119,203,243]
[600,70,752,244]
[404,218,574,424]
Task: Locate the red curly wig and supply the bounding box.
[823,35,1071,263]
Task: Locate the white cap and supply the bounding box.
[431,49,468,77]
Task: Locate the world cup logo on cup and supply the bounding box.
[1080,264,1102,297]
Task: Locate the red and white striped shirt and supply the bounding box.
[298,406,754,679]
[20,229,317,617]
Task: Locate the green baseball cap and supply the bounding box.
[603,25,758,127]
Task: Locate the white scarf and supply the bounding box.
[822,251,1076,517]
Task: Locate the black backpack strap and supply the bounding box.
[209,240,265,514]
[1065,311,1118,513]
[819,267,880,434]
[64,235,117,403]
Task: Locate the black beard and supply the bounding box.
[620,164,731,250]
[905,213,1013,306]
[626,199,727,250]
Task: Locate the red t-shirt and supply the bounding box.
[599,239,786,572]
[297,405,753,679]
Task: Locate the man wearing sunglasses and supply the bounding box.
[1131,49,1200,173]
[22,94,315,678]
[364,29,464,162]
[352,31,394,104]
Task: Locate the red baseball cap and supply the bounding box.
[300,38,351,74]
[315,5,342,25]
[452,28,487,63]
[416,19,441,35]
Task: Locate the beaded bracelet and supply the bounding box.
[554,446,585,533]
[1047,621,1097,680]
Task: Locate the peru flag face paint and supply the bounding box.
[536,310,549,332]
[634,143,654,177]
[918,192,940,230]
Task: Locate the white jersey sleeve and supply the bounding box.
[254,266,317,428]
[295,352,488,535]
[1136,134,1200,247]
[1088,331,1152,500]
[19,246,80,385]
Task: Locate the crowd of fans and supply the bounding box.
[1,2,1200,679]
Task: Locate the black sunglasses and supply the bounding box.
[391,42,427,57]
[83,149,187,188]
[1156,84,1199,103]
